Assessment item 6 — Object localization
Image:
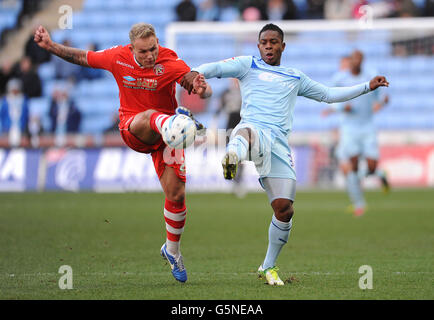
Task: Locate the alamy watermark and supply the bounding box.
[358,265,373,290]
[358,5,374,29]
[58,265,73,289]
[58,5,73,30]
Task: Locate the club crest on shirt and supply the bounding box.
[153,64,165,76]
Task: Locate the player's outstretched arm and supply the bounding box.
[181,57,250,94]
[34,25,90,67]
[180,71,212,98]
[301,70,390,104]
[180,71,199,94]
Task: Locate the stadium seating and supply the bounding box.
[29,0,434,134]
[0,0,21,33]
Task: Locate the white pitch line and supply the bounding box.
[2,271,433,278]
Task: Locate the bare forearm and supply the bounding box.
[199,84,213,99]
[48,41,89,67]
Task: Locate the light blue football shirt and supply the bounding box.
[331,69,381,131]
[193,56,371,137]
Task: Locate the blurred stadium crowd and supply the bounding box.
[0,0,433,150]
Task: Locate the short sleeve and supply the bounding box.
[171,58,191,84]
[87,45,122,71]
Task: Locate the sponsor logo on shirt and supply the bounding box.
[123,76,136,81]
[258,72,283,82]
[122,76,158,90]
[116,60,134,69]
[153,64,165,76]
[258,72,296,90]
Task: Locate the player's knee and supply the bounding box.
[136,109,156,126]
[166,189,185,203]
[272,199,294,222]
[237,128,255,145]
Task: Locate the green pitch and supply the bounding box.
[0,189,433,300]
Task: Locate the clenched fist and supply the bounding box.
[34,25,52,51]
[369,76,389,90]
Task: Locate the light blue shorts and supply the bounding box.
[336,127,379,161]
[231,122,296,180]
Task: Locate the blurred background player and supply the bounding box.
[33,22,210,283]
[214,78,246,197]
[182,23,389,286]
[49,82,82,147]
[0,78,29,147]
[322,49,390,217]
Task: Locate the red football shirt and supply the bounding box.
[87,44,190,122]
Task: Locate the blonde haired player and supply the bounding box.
[34,23,211,283]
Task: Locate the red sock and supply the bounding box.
[164,198,186,255]
[149,112,171,134]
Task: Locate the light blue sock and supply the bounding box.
[262,215,292,270]
[227,135,249,162]
[374,169,386,179]
[346,171,365,208]
[359,166,385,179]
[358,166,368,179]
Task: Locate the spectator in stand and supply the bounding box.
[425,0,434,16]
[324,0,353,19]
[240,0,269,20]
[0,79,29,147]
[197,0,219,20]
[24,24,51,66]
[0,60,14,96]
[306,0,325,19]
[197,0,239,21]
[175,0,198,21]
[267,0,298,20]
[53,39,80,82]
[77,43,103,81]
[14,56,42,98]
[392,0,419,17]
[49,83,81,147]
[16,0,42,28]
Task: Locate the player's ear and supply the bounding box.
[282,42,286,51]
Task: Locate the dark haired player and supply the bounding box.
[182,23,389,285]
